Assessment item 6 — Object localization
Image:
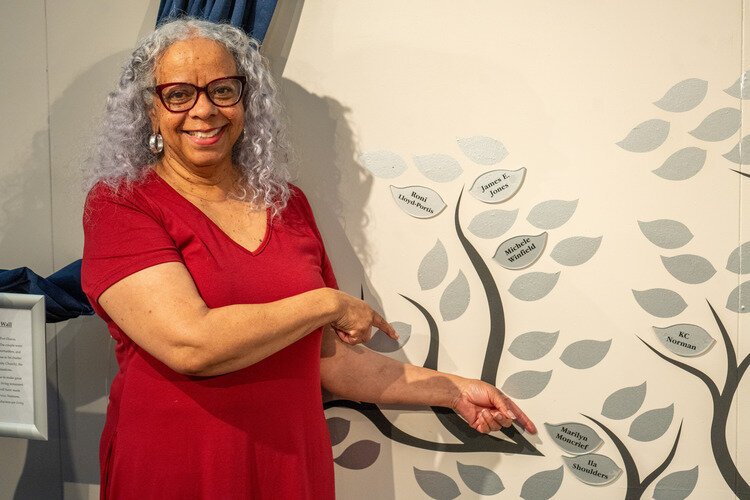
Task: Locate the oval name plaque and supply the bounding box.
[493,233,548,270]
[469,168,526,204]
[562,453,623,486]
[390,185,447,219]
[544,422,603,455]
[652,324,715,357]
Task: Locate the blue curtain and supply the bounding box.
[157,0,278,41]
[0,260,93,323]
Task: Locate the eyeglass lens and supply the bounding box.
[159,77,244,112]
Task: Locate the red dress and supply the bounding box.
[82,171,336,499]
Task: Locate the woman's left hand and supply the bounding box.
[452,379,537,434]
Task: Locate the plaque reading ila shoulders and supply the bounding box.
[469,167,526,203]
[562,453,623,486]
[390,185,447,219]
[493,233,547,270]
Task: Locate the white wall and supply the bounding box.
[0,2,159,498]
[264,1,749,498]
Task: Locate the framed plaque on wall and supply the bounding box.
[0,293,47,440]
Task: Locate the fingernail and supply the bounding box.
[507,410,516,420]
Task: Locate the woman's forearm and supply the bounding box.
[100,262,393,377]
[319,328,465,408]
[319,328,538,434]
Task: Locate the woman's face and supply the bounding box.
[150,37,245,174]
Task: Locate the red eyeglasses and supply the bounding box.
[154,76,247,113]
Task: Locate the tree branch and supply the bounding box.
[640,420,683,492]
[399,294,439,371]
[637,336,720,403]
[583,414,641,497]
[325,400,541,455]
[738,353,750,381]
[706,300,739,394]
[454,189,506,385]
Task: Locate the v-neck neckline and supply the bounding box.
[151,170,272,256]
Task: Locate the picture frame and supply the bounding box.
[0,293,47,440]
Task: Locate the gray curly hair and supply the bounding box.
[87,18,291,214]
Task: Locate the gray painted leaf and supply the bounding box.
[652,147,706,181]
[413,468,461,500]
[723,135,750,164]
[360,150,407,178]
[661,254,716,284]
[653,466,699,500]
[327,417,350,446]
[653,79,708,112]
[726,241,750,274]
[601,382,647,420]
[509,331,559,361]
[493,233,548,270]
[519,466,564,500]
[551,236,602,266]
[468,209,518,239]
[562,453,623,486]
[689,108,741,141]
[501,370,552,399]
[469,168,526,203]
[457,136,508,165]
[418,240,448,291]
[616,119,670,152]
[653,324,715,357]
[366,322,412,353]
[628,404,674,442]
[632,289,688,318]
[638,219,693,249]
[560,339,612,369]
[527,199,578,229]
[390,185,446,219]
[725,71,750,98]
[544,422,603,455]
[334,440,381,469]
[457,462,504,495]
[414,153,463,183]
[509,272,560,301]
[727,280,750,313]
[440,271,470,321]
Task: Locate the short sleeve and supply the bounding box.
[81,185,183,306]
[288,186,339,290]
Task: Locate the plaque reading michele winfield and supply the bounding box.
[0,307,34,425]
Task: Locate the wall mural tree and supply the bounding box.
[618,74,749,499]
[324,73,748,498]
[323,135,622,497]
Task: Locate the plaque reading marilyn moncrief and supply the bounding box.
[0,293,47,440]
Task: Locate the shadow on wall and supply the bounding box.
[278,79,402,498]
[281,79,377,298]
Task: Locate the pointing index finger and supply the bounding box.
[373,314,399,340]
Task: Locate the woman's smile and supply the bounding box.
[183,125,226,145]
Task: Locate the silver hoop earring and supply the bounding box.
[148,133,163,154]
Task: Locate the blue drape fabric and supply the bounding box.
[0,260,93,323]
[157,0,278,41]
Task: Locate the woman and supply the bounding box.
[82,18,536,499]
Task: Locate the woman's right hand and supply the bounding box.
[329,290,399,345]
